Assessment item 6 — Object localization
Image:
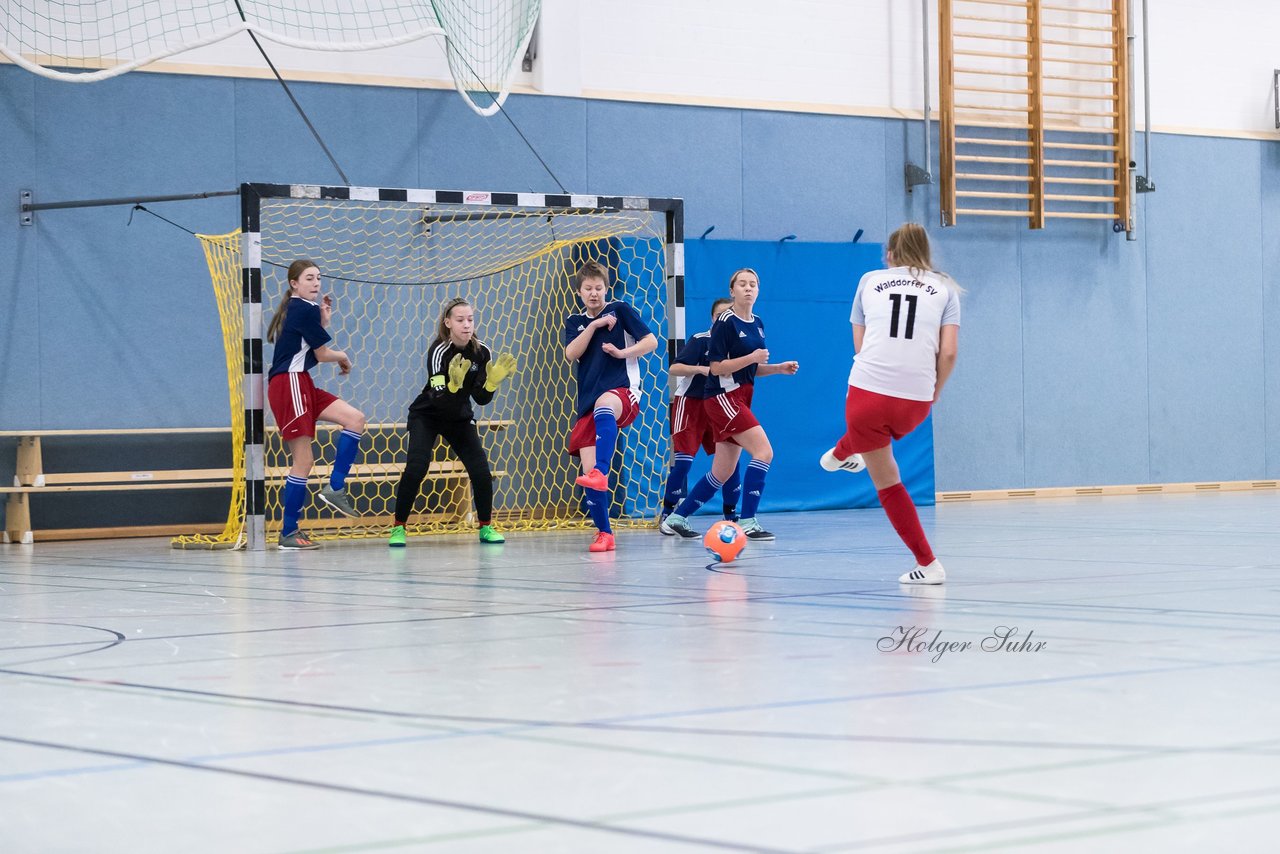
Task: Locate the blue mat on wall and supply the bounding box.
[682,239,935,512]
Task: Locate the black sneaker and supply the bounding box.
[738,517,775,542]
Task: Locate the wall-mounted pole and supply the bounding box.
[20,189,239,224]
[905,0,933,192]
[1134,0,1155,196]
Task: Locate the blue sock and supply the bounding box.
[282,475,308,536]
[592,407,618,475]
[741,460,770,519]
[585,488,612,534]
[721,462,742,519]
[674,471,724,518]
[663,454,694,510]
[330,429,362,490]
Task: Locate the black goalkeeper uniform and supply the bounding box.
[394,338,497,524]
[408,339,495,420]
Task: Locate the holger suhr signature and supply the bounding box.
[878,626,1047,663]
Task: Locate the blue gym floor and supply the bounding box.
[3,492,1279,852]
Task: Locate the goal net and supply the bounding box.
[174,184,684,550]
[1,1,539,115]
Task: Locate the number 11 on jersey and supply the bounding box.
[888,293,917,339]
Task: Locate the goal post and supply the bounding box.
[174,183,684,550]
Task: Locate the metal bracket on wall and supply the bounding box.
[1135,175,1155,194]
[20,190,33,226]
[522,22,538,72]
[904,163,932,194]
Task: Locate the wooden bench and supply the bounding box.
[1,428,233,543]
[1,421,512,543]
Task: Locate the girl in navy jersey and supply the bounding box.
[820,223,960,584]
[564,260,659,552]
[659,298,741,532]
[265,259,367,550]
[663,268,798,542]
[388,298,517,548]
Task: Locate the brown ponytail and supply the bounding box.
[887,224,933,279]
[266,259,319,343]
[886,223,964,294]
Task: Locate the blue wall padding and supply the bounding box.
[683,239,935,511]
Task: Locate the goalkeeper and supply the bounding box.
[389,298,518,547]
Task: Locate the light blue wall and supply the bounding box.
[2,65,1277,491]
[0,70,38,422]
[1265,141,1280,477]
[1146,135,1266,482]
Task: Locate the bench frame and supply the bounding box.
[2,422,509,544]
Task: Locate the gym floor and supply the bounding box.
[3,492,1278,852]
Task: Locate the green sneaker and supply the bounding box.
[478,524,505,544]
[388,525,407,548]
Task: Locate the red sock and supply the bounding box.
[877,483,935,566]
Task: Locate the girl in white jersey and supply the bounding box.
[820,224,960,584]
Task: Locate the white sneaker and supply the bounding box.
[820,448,866,473]
[899,559,946,585]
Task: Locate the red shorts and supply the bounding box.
[268,371,339,441]
[670,396,715,456]
[703,386,760,445]
[835,385,932,455]
[568,387,640,455]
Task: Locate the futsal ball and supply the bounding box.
[703,520,746,564]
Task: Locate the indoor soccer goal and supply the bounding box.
[174,183,684,550]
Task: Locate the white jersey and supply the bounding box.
[847,266,961,401]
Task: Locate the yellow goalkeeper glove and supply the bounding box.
[446,354,472,393]
[483,352,518,392]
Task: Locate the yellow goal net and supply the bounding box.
[173,186,682,549]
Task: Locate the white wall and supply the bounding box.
[6,1,1278,137]
[564,0,1279,138]
[1143,0,1278,135]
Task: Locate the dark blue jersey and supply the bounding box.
[672,331,712,400]
[268,297,332,379]
[705,309,766,395]
[564,301,653,416]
